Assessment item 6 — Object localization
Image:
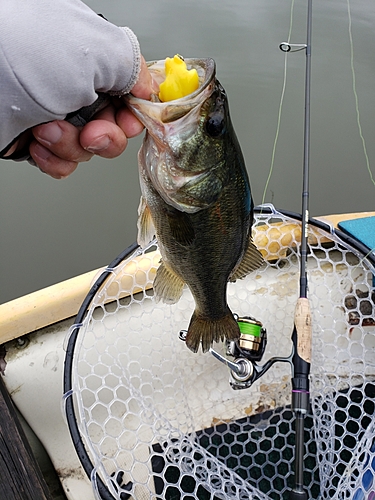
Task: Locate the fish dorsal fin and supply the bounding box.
[137,197,156,248]
[166,211,195,246]
[229,238,264,282]
[153,261,185,304]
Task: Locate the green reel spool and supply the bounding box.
[238,318,262,338]
[236,316,266,361]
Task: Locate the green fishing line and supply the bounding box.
[261,0,295,206]
[346,0,375,188]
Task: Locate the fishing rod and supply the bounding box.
[287,0,313,497]
[203,0,314,497]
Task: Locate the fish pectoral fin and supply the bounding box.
[153,261,185,304]
[229,238,264,282]
[167,211,195,246]
[137,197,156,247]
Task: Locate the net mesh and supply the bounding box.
[65,207,375,499]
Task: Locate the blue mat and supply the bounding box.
[338,216,375,254]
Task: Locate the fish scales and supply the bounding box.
[126,58,263,353]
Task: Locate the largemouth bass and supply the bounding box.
[126,58,263,353]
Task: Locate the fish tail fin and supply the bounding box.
[185,310,240,353]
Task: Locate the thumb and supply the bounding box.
[131,56,158,100]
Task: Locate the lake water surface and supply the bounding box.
[1,0,374,303]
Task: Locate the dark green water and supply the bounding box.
[1,0,374,303]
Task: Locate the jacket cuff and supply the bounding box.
[110,27,142,96]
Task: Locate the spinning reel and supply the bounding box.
[180,315,293,391]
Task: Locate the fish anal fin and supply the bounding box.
[167,211,195,246]
[230,238,264,282]
[137,196,156,247]
[185,310,240,353]
[153,261,185,304]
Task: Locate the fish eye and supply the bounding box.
[205,113,225,137]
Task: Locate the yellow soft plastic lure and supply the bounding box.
[159,55,199,102]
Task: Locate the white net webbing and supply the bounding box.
[65,207,375,499]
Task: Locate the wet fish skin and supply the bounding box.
[127,64,263,353]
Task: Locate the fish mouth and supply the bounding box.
[127,58,222,214]
[125,58,216,125]
[146,57,216,104]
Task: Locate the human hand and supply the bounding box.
[29,102,144,179]
[7,56,155,179]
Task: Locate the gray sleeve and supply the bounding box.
[0,0,142,152]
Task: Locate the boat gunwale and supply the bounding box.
[0,210,374,345]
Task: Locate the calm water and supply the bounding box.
[1,0,374,303]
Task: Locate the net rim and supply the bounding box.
[63,241,138,500]
[62,205,375,499]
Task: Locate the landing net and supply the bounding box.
[63,205,375,499]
